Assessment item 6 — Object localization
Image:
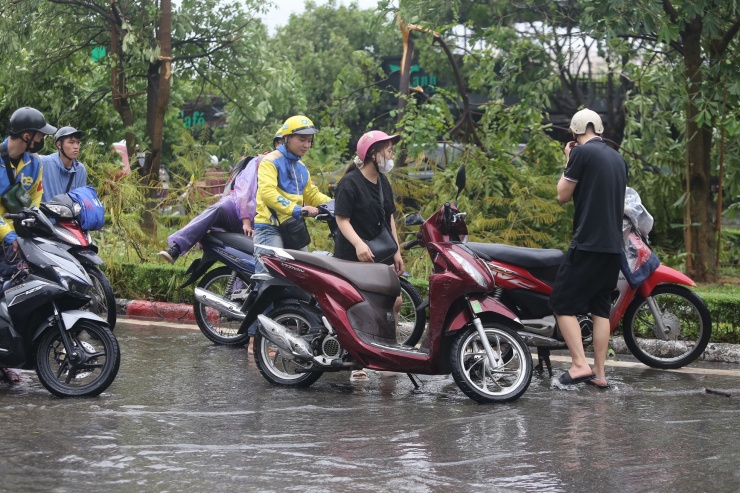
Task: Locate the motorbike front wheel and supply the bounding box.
[450,322,532,403]
[194,266,252,346]
[253,304,323,387]
[35,320,121,397]
[398,278,426,346]
[622,284,712,369]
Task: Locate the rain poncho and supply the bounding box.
[620,187,660,288]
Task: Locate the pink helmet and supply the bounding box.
[356,130,400,162]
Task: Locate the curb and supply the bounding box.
[117,299,740,365]
[119,299,197,322]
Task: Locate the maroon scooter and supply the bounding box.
[249,166,532,403]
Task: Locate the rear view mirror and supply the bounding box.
[455,164,466,203]
[404,212,424,226]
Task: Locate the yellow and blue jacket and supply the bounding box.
[0,138,44,245]
[254,145,331,228]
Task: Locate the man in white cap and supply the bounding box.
[549,109,627,390]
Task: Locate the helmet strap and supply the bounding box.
[59,142,73,164]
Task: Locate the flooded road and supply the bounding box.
[1,319,739,492]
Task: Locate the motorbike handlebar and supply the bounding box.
[403,239,420,250]
[4,213,24,221]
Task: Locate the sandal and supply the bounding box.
[0,368,22,383]
[350,369,369,381]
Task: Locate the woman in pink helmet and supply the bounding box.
[333,130,404,381]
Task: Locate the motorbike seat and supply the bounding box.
[285,250,401,297]
[467,242,564,270]
[208,232,254,255]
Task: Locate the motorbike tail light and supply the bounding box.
[55,226,83,246]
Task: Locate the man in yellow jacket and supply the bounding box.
[0,107,56,384]
[253,115,331,273]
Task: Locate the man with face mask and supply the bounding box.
[0,107,56,384]
[41,126,88,202]
[0,107,56,252]
[333,130,403,382]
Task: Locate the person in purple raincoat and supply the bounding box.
[158,130,283,264]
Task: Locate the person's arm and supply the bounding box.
[557,176,577,205]
[303,170,332,209]
[0,201,17,247]
[336,215,374,262]
[557,141,580,205]
[389,213,404,274]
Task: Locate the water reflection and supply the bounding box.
[0,322,739,492]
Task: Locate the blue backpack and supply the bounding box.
[68,186,105,231]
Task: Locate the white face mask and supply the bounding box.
[377,155,394,174]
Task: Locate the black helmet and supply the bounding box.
[8,107,57,136]
[55,126,86,143]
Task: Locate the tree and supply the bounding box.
[1,0,302,235]
[582,0,740,281]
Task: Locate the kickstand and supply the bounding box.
[406,373,420,389]
[535,348,553,376]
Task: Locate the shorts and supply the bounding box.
[548,246,621,319]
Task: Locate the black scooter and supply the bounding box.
[0,207,120,397]
[40,193,116,329]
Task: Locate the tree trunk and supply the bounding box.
[140,0,173,236]
[683,19,717,282]
[109,20,136,163]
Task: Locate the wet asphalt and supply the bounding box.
[1,318,739,493]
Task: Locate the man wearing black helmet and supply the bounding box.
[0,107,56,251]
[0,107,56,383]
[41,126,88,202]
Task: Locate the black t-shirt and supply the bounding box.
[333,169,396,261]
[564,138,628,253]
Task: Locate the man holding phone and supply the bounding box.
[550,108,628,390]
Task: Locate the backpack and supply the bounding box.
[68,186,105,231]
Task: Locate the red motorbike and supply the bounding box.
[462,242,712,373]
[246,167,533,403]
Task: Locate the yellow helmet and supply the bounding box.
[274,127,283,139]
[281,115,318,137]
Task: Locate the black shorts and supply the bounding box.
[548,246,621,319]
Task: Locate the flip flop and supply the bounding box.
[559,370,596,386]
[586,375,610,389]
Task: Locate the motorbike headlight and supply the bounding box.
[53,267,90,295]
[44,203,75,218]
[449,251,488,288]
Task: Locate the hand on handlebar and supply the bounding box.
[301,206,319,218]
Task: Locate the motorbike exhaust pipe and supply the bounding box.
[517,332,565,348]
[194,288,246,320]
[257,315,313,361]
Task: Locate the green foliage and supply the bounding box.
[103,261,192,303]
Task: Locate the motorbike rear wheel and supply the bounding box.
[253,304,323,387]
[398,278,425,346]
[194,266,252,346]
[35,320,121,397]
[83,267,116,330]
[622,284,712,369]
[450,322,532,403]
